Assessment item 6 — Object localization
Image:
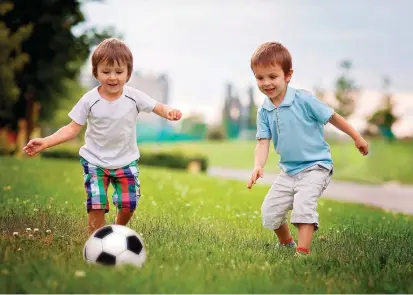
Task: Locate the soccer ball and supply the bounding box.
[83,224,146,268]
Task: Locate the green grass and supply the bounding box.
[141,138,413,184]
[1,156,413,293]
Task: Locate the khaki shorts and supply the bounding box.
[261,165,333,231]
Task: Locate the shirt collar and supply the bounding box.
[262,86,296,111]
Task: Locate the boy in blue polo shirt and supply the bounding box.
[247,42,369,256]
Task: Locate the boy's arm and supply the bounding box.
[152,103,182,121]
[329,112,369,155]
[23,121,83,156]
[248,139,270,189]
[254,138,270,169]
[44,120,83,148]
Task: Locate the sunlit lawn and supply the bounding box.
[1,156,413,293]
[141,138,413,184]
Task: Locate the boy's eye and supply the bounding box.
[116,72,123,74]
[102,71,109,74]
[256,77,263,80]
[269,76,277,79]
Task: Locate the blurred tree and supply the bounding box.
[1,0,118,142]
[314,85,325,102]
[335,60,358,118]
[180,113,207,138]
[0,2,32,128]
[246,86,257,130]
[367,77,397,141]
[222,83,242,139]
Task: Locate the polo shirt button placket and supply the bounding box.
[275,108,281,135]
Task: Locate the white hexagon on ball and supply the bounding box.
[83,237,103,263]
[102,232,127,256]
[83,224,146,268]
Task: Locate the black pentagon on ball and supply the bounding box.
[127,236,143,255]
[96,252,116,265]
[94,226,113,239]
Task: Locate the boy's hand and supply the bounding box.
[355,137,369,156]
[23,138,48,156]
[248,166,264,189]
[166,109,182,121]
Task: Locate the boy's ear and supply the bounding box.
[285,68,294,83]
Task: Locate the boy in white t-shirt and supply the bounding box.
[23,38,182,235]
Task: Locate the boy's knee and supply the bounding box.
[290,211,319,231]
[262,212,288,230]
[118,207,136,213]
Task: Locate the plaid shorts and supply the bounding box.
[80,158,141,213]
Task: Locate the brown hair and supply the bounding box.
[250,42,292,76]
[91,38,133,79]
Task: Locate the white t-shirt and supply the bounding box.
[68,85,157,169]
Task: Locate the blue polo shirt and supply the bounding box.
[256,86,334,175]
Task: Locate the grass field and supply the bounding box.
[1,156,413,293]
[141,138,413,184]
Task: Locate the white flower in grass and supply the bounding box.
[33,228,39,233]
[28,234,33,239]
[13,232,18,237]
[75,270,86,277]
[17,248,22,251]
[185,203,191,207]
[33,208,38,212]
[26,228,31,232]
[45,230,51,234]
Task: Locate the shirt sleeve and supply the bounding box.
[256,109,272,139]
[68,95,89,125]
[306,95,334,125]
[132,88,157,113]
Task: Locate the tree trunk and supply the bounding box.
[24,90,34,143]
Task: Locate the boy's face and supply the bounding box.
[253,63,292,101]
[96,60,129,99]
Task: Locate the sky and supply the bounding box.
[78,0,413,125]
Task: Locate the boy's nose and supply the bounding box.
[262,80,271,87]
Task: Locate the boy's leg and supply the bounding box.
[88,209,106,235]
[116,211,134,225]
[261,171,295,245]
[274,223,295,245]
[81,158,110,236]
[111,160,140,227]
[296,224,315,253]
[291,165,333,254]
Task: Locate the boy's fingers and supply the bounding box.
[247,179,252,189]
[248,175,256,189]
